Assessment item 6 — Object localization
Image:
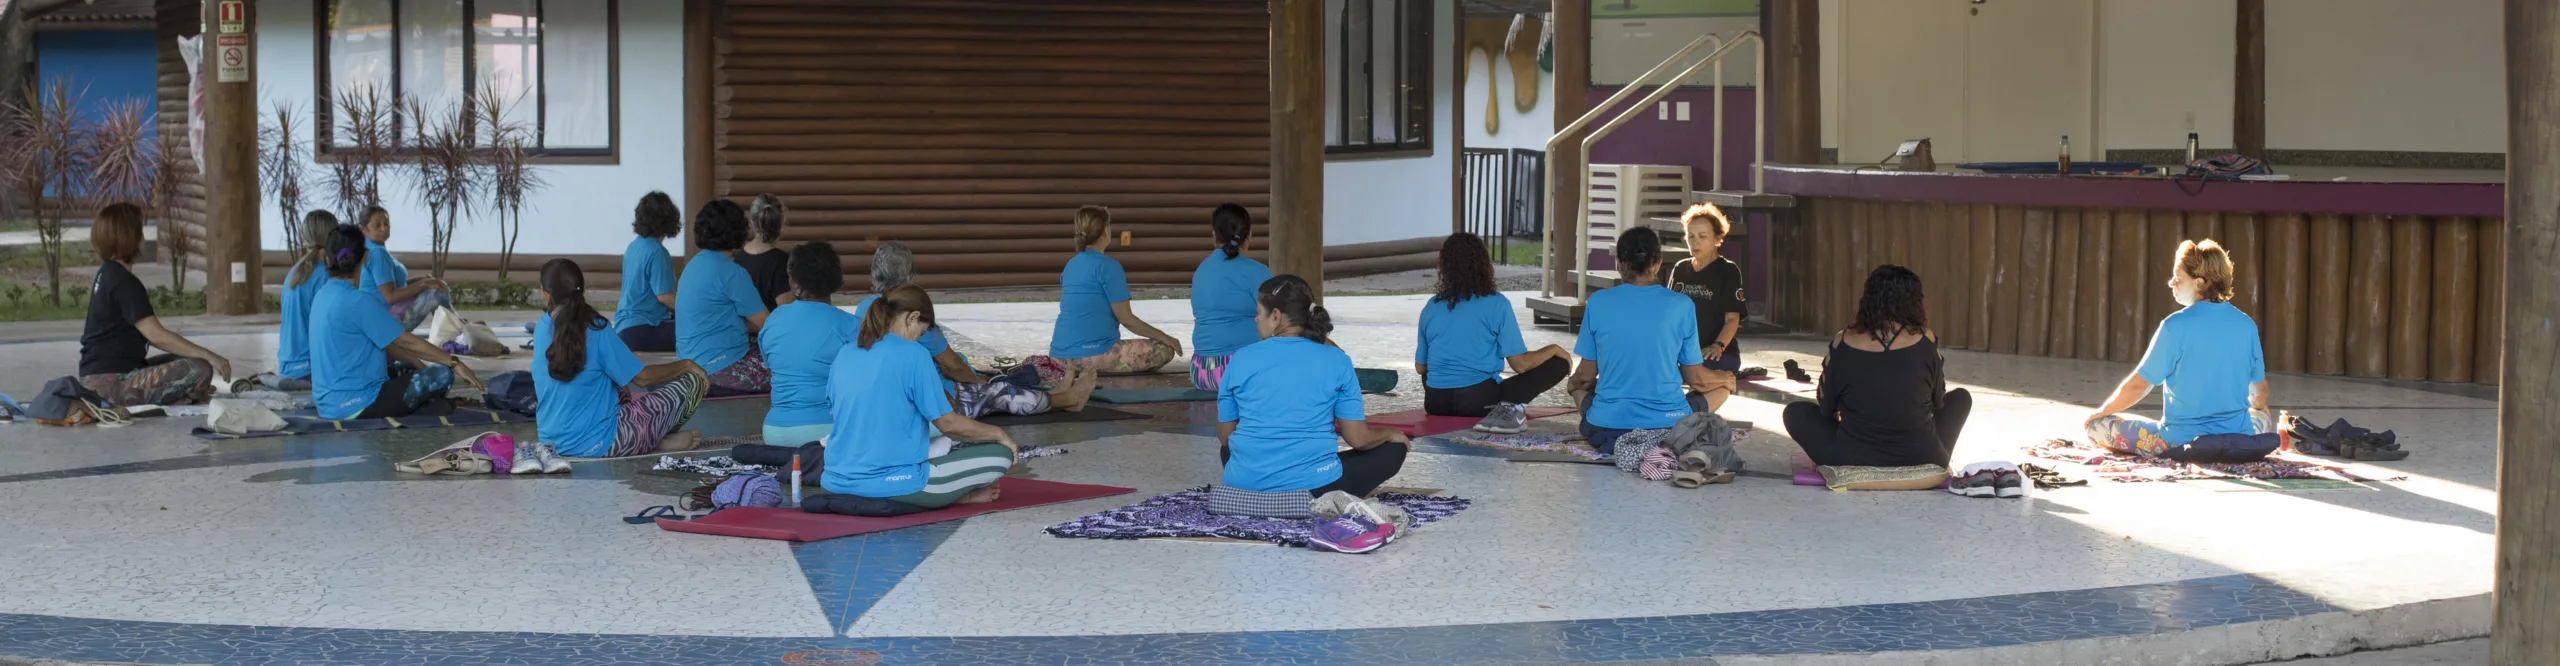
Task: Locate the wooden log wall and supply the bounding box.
[1770,197,2505,384]
[713,0,1276,291]
[154,0,207,270]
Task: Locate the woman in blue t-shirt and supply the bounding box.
[263,210,342,391]
[675,200,774,395]
[1567,227,1716,454]
[355,206,452,332]
[1416,232,1570,433]
[530,259,709,465]
[1188,204,1273,391]
[758,241,861,445]
[612,192,684,352]
[1048,205,1179,410]
[1216,275,1411,498]
[307,225,481,420]
[737,285,1021,509]
[2086,239,2275,457]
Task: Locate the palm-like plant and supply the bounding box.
[326,84,397,222]
[150,133,188,292]
[88,99,171,289]
[0,81,97,305]
[472,83,545,284]
[259,101,313,252]
[404,96,479,279]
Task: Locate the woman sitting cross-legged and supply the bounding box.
[1187,203,1273,391]
[862,241,1078,417]
[2085,239,2275,458]
[1216,275,1413,502]
[258,210,342,392]
[310,224,483,420]
[1416,232,1569,433]
[1048,205,1178,409]
[1781,265,1973,469]
[355,205,452,332]
[1568,227,1717,455]
[529,258,709,468]
[611,191,684,352]
[676,199,774,394]
[760,241,859,445]
[736,285,1022,509]
[76,203,231,406]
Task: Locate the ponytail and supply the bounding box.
[856,284,938,350]
[541,258,606,382]
[291,210,340,288]
[1255,274,1332,345]
[1072,205,1111,249]
[1210,203,1251,260]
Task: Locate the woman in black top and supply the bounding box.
[77,203,232,406]
[736,193,796,311]
[1664,203,1745,412]
[1781,265,1972,468]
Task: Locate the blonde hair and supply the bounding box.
[1679,202,1730,239]
[2176,239,2236,303]
[1072,205,1111,249]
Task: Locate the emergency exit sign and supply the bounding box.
[216,0,245,34]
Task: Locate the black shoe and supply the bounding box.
[1782,360,1814,383]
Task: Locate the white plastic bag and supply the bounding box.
[207,398,287,435]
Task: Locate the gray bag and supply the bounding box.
[1662,411,1741,473]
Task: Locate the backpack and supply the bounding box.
[27,377,120,427]
[706,473,784,510]
[484,371,539,416]
[2185,153,2272,179]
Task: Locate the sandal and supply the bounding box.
[1783,360,1814,383]
[1670,468,1736,488]
[624,505,686,524]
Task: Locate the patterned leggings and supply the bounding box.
[709,348,773,394]
[389,290,454,332]
[1189,354,1231,391]
[79,355,216,407]
[607,367,710,457]
[2086,409,2278,458]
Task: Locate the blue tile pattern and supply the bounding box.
[792,522,962,635]
[0,574,2338,665]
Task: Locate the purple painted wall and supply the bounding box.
[1579,86,1770,310]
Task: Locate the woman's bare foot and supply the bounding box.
[656,430,703,452]
[1051,364,1097,412]
[953,485,1002,505]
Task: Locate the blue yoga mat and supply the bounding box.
[1089,387,1218,404]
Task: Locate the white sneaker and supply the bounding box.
[536,443,572,474]
[509,439,542,475]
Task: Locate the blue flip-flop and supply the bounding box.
[624,505,685,524]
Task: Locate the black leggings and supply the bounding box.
[1781,388,1973,468]
[353,364,454,419]
[1422,356,1570,417]
[619,322,676,353]
[1219,441,1409,497]
[735,442,829,485]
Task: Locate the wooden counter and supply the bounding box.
[1763,164,2504,384]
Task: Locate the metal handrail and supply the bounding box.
[1540,31,1723,299]
[1552,31,1766,305]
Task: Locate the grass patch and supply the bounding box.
[1486,235,1545,266]
[0,241,97,271]
[0,274,275,322]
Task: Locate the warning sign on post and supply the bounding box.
[216,0,246,34]
[215,34,248,83]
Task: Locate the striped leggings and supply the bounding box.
[735,441,1015,510]
[607,367,710,458]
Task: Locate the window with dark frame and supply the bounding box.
[1329,0,1434,155]
[316,0,617,156]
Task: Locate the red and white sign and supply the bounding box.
[215,34,249,83]
[216,0,246,34]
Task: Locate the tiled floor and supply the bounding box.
[0,293,2496,665]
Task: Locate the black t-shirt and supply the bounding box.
[79,261,157,377]
[1666,256,1746,354]
[1816,334,1949,466]
[735,248,792,312]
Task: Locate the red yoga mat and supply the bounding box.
[1368,406,1579,437]
[656,477,1135,542]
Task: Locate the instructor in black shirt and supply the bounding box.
[1664,203,1745,412]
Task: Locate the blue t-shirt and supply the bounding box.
[761,301,863,429]
[1217,336,1365,493]
[853,295,949,356]
[531,313,646,457]
[819,335,956,498]
[1189,252,1271,358]
[613,237,677,331]
[1574,284,1704,430]
[1049,250,1132,359]
[1415,293,1529,390]
[309,279,407,419]
[2137,300,2267,444]
[674,251,768,373]
[275,265,331,380]
[357,239,408,300]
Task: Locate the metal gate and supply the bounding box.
[1462,147,1545,264]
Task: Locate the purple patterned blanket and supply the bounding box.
[1044,487,1472,547]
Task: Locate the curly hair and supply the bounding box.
[2175,239,2236,303]
[692,199,750,252]
[1431,232,1498,310]
[632,191,682,239]
[1849,264,1928,336]
[789,241,842,300]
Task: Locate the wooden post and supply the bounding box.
[684,0,712,254]
[1547,0,1590,297]
[1765,0,1820,164]
[1269,0,1325,288]
[2235,0,2266,157]
[2496,0,2560,661]
[201,0,259,314]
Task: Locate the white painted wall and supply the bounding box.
[254,0,687,257]
[1324,0,1460,247]
[1463,45,1554,152]
[1830,0,1967,164]
[2098,0,2234,151]
[2266,0,2502,153]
